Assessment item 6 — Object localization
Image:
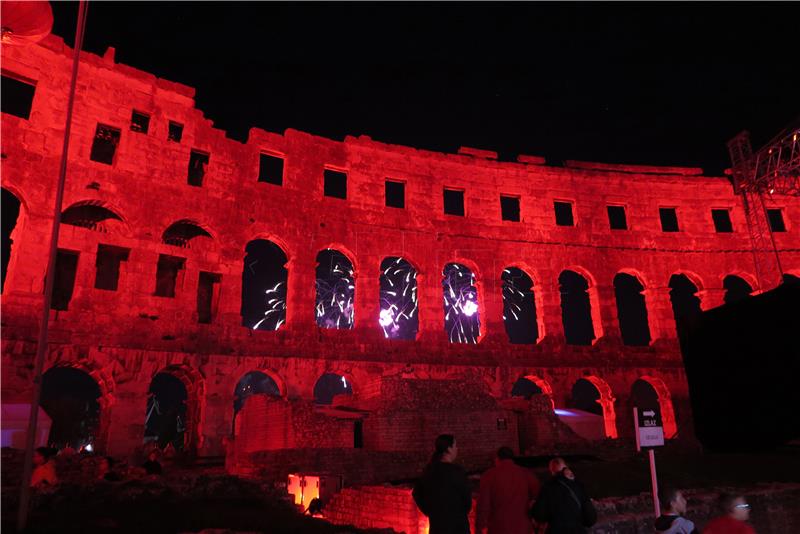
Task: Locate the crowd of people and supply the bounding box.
[28,444,166,492]
[412,434,758,534]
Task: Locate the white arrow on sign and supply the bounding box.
[643,410,655,417]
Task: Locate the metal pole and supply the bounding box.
[16,1,88,530]
[649,449,660,518]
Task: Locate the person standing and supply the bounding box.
[476,446,540,534]
[704,493,756,534]
[655,487,698,533]
[530,457,597,534]
[412,434,472,534]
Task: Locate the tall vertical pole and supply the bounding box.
[16,2,88,530]
[649,449,660,518]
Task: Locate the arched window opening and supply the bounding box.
[632,377,678,439]
[614,273,651,346]
[315,249,355,329]
[442,263,480,344]
[559,270,595,345]
[723,275,753,304]
[241,239,288,330]
[502,267,539,344]
[511,377,543,399]
[313,373,352,405]
[41,367,101,450]
[570,379,603,415]
[2,188,21,292]
[379,256,418,340]
[145,373,188,451]
[162,220,212,248]
[234,371,281,414]
[783,273,800,286]
[668,274,701,339]
[61,202,122,232]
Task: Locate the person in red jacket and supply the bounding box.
[475,446,540,534]
[704,493,756,534]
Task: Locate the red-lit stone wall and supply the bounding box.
[2,36,799,459]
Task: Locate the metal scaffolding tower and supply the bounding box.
[727,118,800,289]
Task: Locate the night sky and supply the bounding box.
[49,2,799,176]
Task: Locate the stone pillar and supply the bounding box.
[285,252,317,332]
[540,277,565,344]
[475,261,505,343]
[643,287,676,341]
[354,253,380,336]
[595,285,619,344]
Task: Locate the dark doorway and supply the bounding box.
[41,367,101,449]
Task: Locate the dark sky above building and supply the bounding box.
[51,2,799,175]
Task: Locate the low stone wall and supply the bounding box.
[322,482,800,534]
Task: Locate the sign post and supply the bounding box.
[634,406,665,518]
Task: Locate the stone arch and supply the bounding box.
[613,271,652,346]
[571,376,618,438]
[722,274,754,304]
[501,266,540,344]
[241,238,289,330]
[319,242,359,276]
[511,375,555,409]
[379,256,419,340]
[635,376,678,439]
[161,219,214,249]
[668,272,703,339]
[442,262,481,344]
[559,267,601,345]
[503,261,547,339]
[147,364,205,454]
[2,186,26,293]
[42,360,115,452]
[313,371,354,405]
[783,270,800,285]
[60,200,127,233]
[315,248,355,329]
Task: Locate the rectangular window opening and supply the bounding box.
[1,74,36,119]
[130,110,150,133]
[94,244,130,291]
[711,209,733,233]
[258,153,284,186]
[51,250,79,311]
[607,205,628,230]
[89,124,121,165]
[500,195,520,222]
[767,209,786,232]
[168,121,183,142]
[554,201,574,226]
[197,271,221,324]
[659,207,679,232]
[188,150,209,187]
[385,180,405,209]
[323,169,347,199]
[154,254,185,298]
[443,188,465,216]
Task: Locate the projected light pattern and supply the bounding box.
[442,263,480,343]
[315,249,355,329]
[501,266,539,344]
[379,257,418,339]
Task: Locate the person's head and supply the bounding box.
[659,487,687,515]
[548,457,568,476]
[495,446,514,465]
[719,493,751,522]
[33,447,50,466]
[98,456,114,472]
[147,449,159,462]
[432,434,457,463]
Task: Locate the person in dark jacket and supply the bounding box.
[530,457,597,534]
[655,487,698,533]
[412,434,472,534]
[476,446,540,534]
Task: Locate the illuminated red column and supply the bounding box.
[540,277,566,343]
[595,285,618,344]
[285,253,317,332]
[643,287,675,342]
[475,265,505,343]
[354,255,380,336]
[416,263,448,343]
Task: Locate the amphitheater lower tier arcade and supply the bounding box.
[2,36,799,460]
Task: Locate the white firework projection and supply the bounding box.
[501,266,539,344]
[243,239,288,331]
[442,263,480,344]
[315,249,355,329]
[379,257,419,339]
